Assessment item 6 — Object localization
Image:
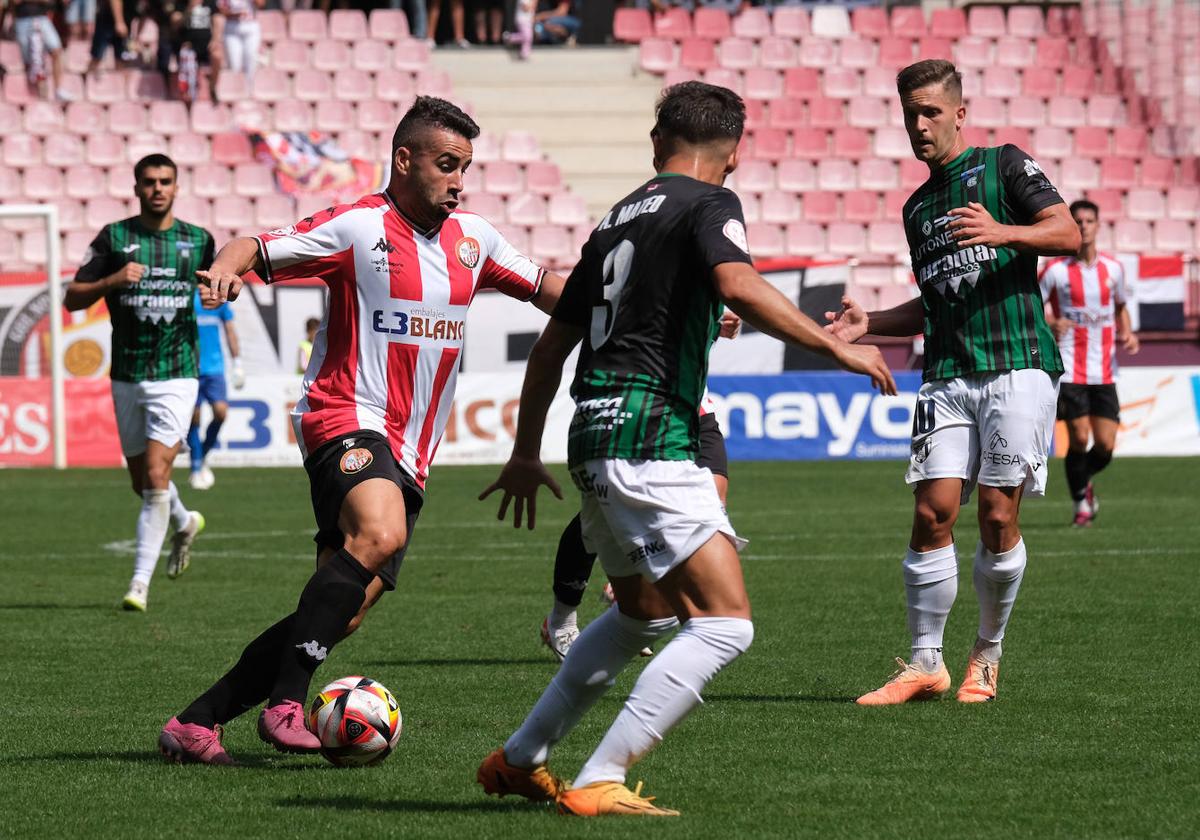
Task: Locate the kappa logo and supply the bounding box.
[296,640,328,661]
[342,437,357,449]
[340,447,374,474]
[268,225,297,237]
[372,237,396,253]
[456,236,481,269]
[989,431,1008,450]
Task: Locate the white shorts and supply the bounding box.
[111,378,199,458]
[905,368,1060,504]
[573,458,747,582]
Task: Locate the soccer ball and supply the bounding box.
[307,676,402,767]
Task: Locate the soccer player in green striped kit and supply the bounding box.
[826,60,1081,704]
[65,154,215,612]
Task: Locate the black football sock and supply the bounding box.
[552,513,597,608]
[177,614,295,728]
[1064,450,1090,501]
[1085,446,1113,480]
[268,548,374,706]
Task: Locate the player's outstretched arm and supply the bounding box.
[196,237,263,305]
[948,202,1080,257]
[826,294,925,341]
[530,271,567,315]
[479,317,583,529]
[714,262,897,395]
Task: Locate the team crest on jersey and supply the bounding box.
[340,448,374,474]
[455,237,481,269]
[722,219,749,253]
[268,224,297,237]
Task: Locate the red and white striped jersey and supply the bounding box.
[256,193,544,487]
[1039,254,1128,385]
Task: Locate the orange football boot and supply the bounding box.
[856,657,952,706]
[557,781,679,817]
[956,653,1000,703]
[477,747,567,802]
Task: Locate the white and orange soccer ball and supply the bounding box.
[307,676,402,767]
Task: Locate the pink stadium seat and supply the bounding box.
[171,195,213,228]
[759,36,797,70]
[765,98,803,131]
[858,158,899,190]
[108,101,151,136]
[85,197,126,231]
[1009,98,1048,128]
[899,159,927,190]
[701,68,741,93]
[191,102,231,135]
[501,131,540,164]
[1073,127,1110,158]
[1140,158,1176,189]
[890,7,926,38]
[843,191,880,222]
[883,190,908,219]
[725,7,766,40]
[771,7,809,39]
[654,8,692,40]
[86,72,126,104]
[1060,158,1100,191]
[807,97,844,129]
[828,222,867,256]
[376,71,415,102]
[745,223,784,257]
[878,284,918,309]
[968,7,1006,38]
[1153,220,1194,253]
[718,37,755,70]
[693,8,731,41]
[1099,158,1136,189]
[334,69,373,102]
[851,7,889,39]
[953,36,992,69]
[1127,188,1166,221]
[334,130,373,161]
[22,166,63,201]
[847,98,888,128]
[833,127,871,159]
[252,68,291,103]
[460,191,503,219]
[823,67,861,99]
[751,128,789,161]
[211,196,255,229]
[20,229,50,265]
[784,222,826,257]
[783,67,819,99]
[274,99,314,132]
[330,9,368,41]
[369,8,410,41]
[191,163,232,199]
[1167,188,1200,221]
[613,8,652,42]
[288,68,330,103]
[777,160,816,193]
[917,36,953,61]
[232,163,276,198]
[289,10,327,42]
[523,161,562,196]
[1047,96,1087,128]
[84,133,123,167]
[395,39,432,72]
[255,194,296,230]
[0,102,21,137]
[744,68,783,101]
[1087,95,1123,128]
[258,10,287,42]
[817,159,856,191]
[790,127,828,160]
[868,221,908,256]
[811,6,851,39]
[992,127,1032,149]
[507,194,548,226]
[983,67,1021,99]
[23,101,64,136]
[357,100,396,133]
[211,132,252,165]
[663,68,699,88]
[873,128,910,160]
[547,193,588,227]
[1084,189,1123,216]
[638,37,674,73]
[737,193,760,223]
[930,8,967,38]
[760,191,800,223]
[680,38,717,72]
[36,133,80,175]
[128,71,167,100]
[2,74,36,105]
[1022,67,1059,98]
[231,100,270,131]
[803,191,839,223]
[64,229,94,262]
[1114,220,1152,252]
[959,68,983,99]
[798,37,837,68]
[271,39,309,72]
[169,133,210,166]
[483,161,523,195]
[1060,67,1094,97]
[734,159,774,194]
[743,98,765,130]
[970,97,1007,128]
[315,100,356,133]
[313,40,351,73]
[997,37,1035,68]
[1008,6,1045,38]
[65,164,105,200]
[0,229,22,265]
[3,134,41,167]
[531,225,574,265]
[839,38,876,69]
[877,37,913,69]
[1035,37,1070,68]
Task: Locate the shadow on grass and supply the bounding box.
[706,693,857,704]
[278,795,543,815]
[0,603,112,611]
[0,750,327,772]
[364,658,549,668]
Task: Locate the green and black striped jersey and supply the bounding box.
[903,145,1065,381]
[554,174,753,467]
[75,217,214,382]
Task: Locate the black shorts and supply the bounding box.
[303,429,424,591]
[1057,382,1120,422]
[696,412,729,478]
[180,31,213,65]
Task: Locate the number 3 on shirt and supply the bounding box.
[591,240,634,350]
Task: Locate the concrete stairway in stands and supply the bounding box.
[435,46,662,220]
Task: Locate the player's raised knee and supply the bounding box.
[346,525,408,569]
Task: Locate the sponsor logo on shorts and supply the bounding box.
[989,431,1008,450]
[912,439,932,464]
[627,539,666,565]
[456,236,481,269]
[340,447,374,474]
[981,451,1023,466]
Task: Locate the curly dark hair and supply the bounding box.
[391,96,480,153]
[653,81,745,146]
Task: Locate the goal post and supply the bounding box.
[0,203,65,468]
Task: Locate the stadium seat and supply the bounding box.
[271,39,309,72]
[211,132,252,165]
[992,127,1032,150]
[1114,220,1152,251]
[547,192,588,227]
[843,191,881,222]
[817,159,856,191]
[272,99,312,132]
[1087,95,1124,127]
[255,194,297,230]
[357,100,396,133]
[968,6,1006,38]
[783,67,820,99]
[21,165,63,201]
[680,38,717,72]
[811,6,851,39]
[507,193,548,226]
[106,101,150,136]
[966,97,1005,129]
[1167,187,1200,221]
[86,72,126,104]
[417,69,453,97]
[0,102,21,137]
[84,133,123,167]
[211,195,255,230]
[823,67,861,99]
[64,164,105,201]
[833,127,871,160]
[313,40,351,73]
[334,69,373,102]
[878,284,918,309]
[3,134,41,168]
[330,9,368,41]
[376,71,415,102]
[873,127,910,160]
[701,68,741,93]
[982,67,1021,99]
[231,100,270,131]
[1022,67,1059,98]
[750,128,789,161]
[461,191,504,219]
[744,68,783,101]
[734,159,774,193]
[883,190,908,219]
[1073,127,1110,158]
[718,37,755,70]
[169,133,210,167]
[858,158,899,191]
[877,37,913,69]
[1009,98,1048,128]
[287,68,329,103]
[663,68,699,88]
[531,224,573,264]
[252,68,291,103]
[760,191,801,223]
[23,101,64,136]
[654,8,692,40]
[1008,6,1045,38]
[1035,37,1070,68]
[807,97,845,129]
[1047,96,1087,128]
[232,164,276,198]
[828,222,867,256]
[1153,220,1193,252]
[369,8,410,42]
[736,192,760,223]
[1141,158,1176,189]
[500,131,540,164]
[1084,189,1123,216]
[395,39,432,72]
[798,37,837,68]
[1060,67,1095,97]
[784,222,826,257]
[315,100,355,133]
[890,7,927,38]
[851,7,889,39]
[523,161,563,196]
[482,161,522,195]
[802,191,839,223]
[839,38,876,69]
[917,36,953,61]
[777,160,816,193]
[1127,188,1166,221]
[953,36,992,70]
[289,10,327,42]
[257,10,286,42]
[191,163,232,199]
[128,71,167,101]
[930,8,967,38]
[85,197,126,231]
[868,221,908,256]
[899,158,927,190]
[789,127,827,160]
[333,129,373,161]
[745,222,784,257]
[759,37,797,70]
[995,37,1035,69]
[693,8,731,41]
[188,102,230,136]
[771,7,808,39]
[146,101,188,137]
[1060,158,1100,191]
[847,98,888,128]
[613,8,652,42]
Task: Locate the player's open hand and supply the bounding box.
[479,455,564,530]
[833,341,897,396]
[197,269,243,305]
[824,295,868,343]
[948,202,1008,248]
[719,311,742,339]
[108,262,145,290]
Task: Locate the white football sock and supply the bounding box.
[973,539,1026,657]
[548,599,577,630]
[504,608,678,768]
[573,616,753,788]
[167,481,190,531]
[904,544,958,673]
[132,488,171,587]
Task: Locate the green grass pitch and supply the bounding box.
[1,459,1197,839]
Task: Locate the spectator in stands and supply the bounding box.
[0,0,74,100]
[532,0,578,45]
[389,0,427,41]
[65,0,97,42]
[428,0,468,48]
[473,0,503,45]
[161,0,221,103]
[217,0,261,85]
[87,0,137,75]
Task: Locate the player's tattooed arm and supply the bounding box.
[196,237,263,305]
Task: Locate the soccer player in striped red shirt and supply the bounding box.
[159,97,566,764]
[1039,199,1140,527]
